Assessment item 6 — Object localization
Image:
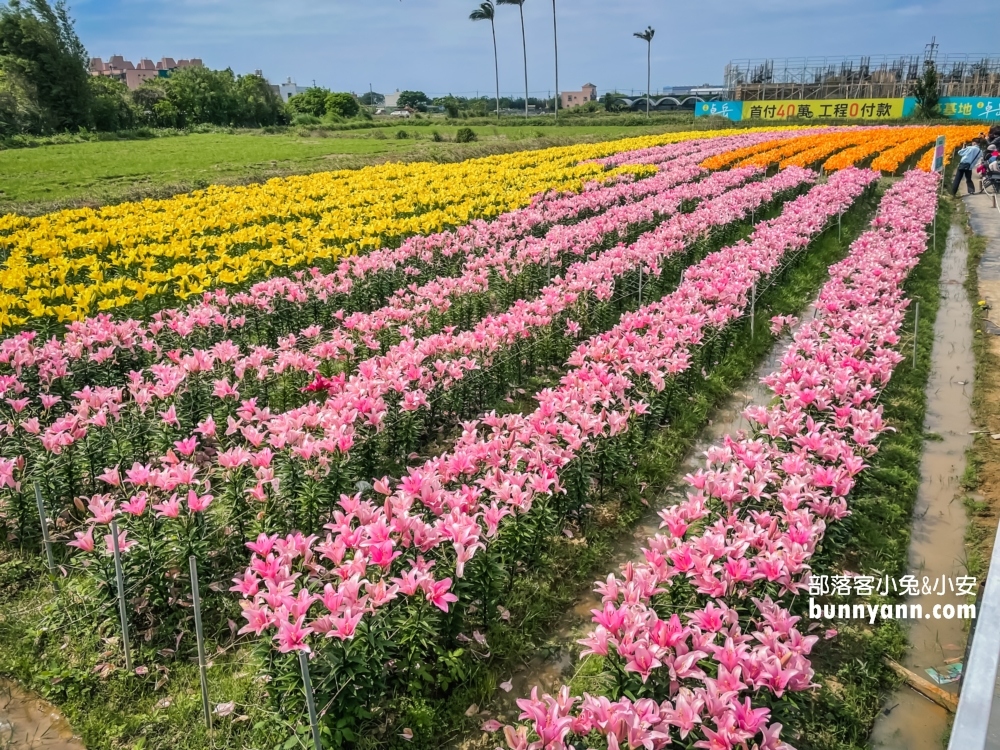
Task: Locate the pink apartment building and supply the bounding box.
[89,56,204,90]
[560,83,597,109]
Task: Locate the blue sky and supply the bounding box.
[73,0,993,98]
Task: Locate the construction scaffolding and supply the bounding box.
[724,51,1000,101]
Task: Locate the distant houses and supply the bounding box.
[89,56,204,90]
[560,83,597,110]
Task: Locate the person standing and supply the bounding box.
[952,140,983,196]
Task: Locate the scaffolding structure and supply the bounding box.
[724,51,1000,100]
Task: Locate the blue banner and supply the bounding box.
[694,96,1000,121]
[937,97,1000,120]
[694,101,743,121]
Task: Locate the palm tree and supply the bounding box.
[497,0,529,119]
[633,26,655,118]
[470,2,501,120]
[552,0,559,120]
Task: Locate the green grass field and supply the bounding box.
[0,133,410,204]
[0,122,691,212]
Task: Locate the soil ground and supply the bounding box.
[958,191,1000,581]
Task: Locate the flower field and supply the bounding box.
[0,128,795,332]
[502,168,938,750]
[0,125,961,748]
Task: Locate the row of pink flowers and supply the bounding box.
[38,167,809,561]
[227,168,877,653]
[324,160,721,352]
[0,165,797,496]
[0,156,715,418]
[594,128,825,168]
[0,131,789,393]
[234,167,816,464]
[500,169,940,750]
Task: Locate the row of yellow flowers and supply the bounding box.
[0,127,812,331]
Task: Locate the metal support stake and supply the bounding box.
[189,556,213,731]
[913,300,920,368]
[838,211,842,241]
[299,651,323,750]
[750,283,756,338]
[109,519,132,671]
[33,482,55,576]
[638,265,642,307]
[933,212,937,252]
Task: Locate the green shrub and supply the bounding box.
[395,129,409,139]
[431,130,443,142]
[287,87,330,117]
[291,113,321,126]
[455,127,477,143]
[324,92,359,119]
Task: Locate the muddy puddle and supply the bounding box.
[0,679,85,750]
[869,224,974,749]
[482,307,813,723]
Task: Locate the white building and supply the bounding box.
[383,89,402,109]
[279,78,303,103]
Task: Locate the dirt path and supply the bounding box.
[964,193,1000,531]
[957,192,1000,747]
[869,221,975,748]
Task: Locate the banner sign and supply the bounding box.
[695,101,743,121]
[696,98,906,122]
[745,99,906,121]
[938,97,1000,120]
[932,135,946,173]
[695,97,1000,121]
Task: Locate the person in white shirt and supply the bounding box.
[952,141,984,196]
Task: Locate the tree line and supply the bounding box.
[0,0,665,139]
[0,0,372,137]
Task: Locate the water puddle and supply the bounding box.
[487,310,812,720]
[0,679,86,750]
[869,223,974,749]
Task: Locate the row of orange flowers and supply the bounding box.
[772,131,872,169]
[701,125,983,174]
